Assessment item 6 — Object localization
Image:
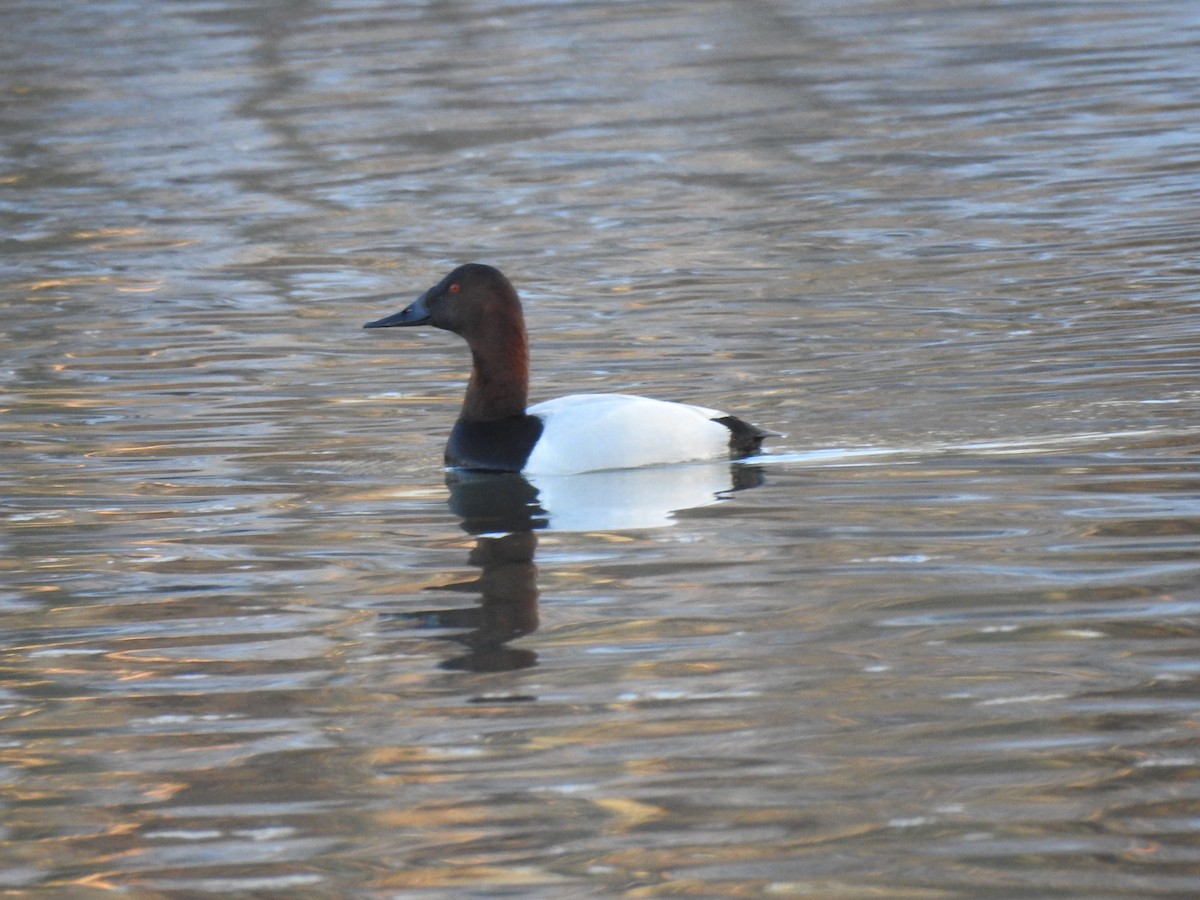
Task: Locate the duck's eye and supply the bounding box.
[448,283,460,295]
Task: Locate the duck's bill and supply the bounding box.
[363,292,430,328]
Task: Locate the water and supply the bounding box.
[3,0,1199,896]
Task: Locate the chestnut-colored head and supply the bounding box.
[365,264,531,421]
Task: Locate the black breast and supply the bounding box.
[445,415,545,472]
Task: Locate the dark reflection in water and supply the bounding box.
[391,529,541,673]
[446,470,548,536]
[391,471,543,673]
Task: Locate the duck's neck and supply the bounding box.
[460,316,530,422]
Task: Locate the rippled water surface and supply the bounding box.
[4,1,1200,896]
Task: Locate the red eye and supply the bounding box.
[449,283,460,294]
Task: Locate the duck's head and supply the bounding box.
[364,263,522,337]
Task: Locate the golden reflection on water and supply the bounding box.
[4,0,1200,895]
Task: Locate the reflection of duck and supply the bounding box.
[448,464,764,533]
[365,264,773,474]
[393,464,765,673]
[386,530,540,673]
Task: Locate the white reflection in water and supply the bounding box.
[529,463,745,531]
[447,461,764,534]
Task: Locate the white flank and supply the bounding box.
[523,393,732,475]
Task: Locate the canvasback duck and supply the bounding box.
[364,264,771,475]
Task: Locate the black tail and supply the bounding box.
[713,415,775,458]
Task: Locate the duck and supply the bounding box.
[364,264,772,475]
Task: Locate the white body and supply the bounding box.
[522,393,734,475]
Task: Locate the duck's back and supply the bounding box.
[523,393,751,475]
